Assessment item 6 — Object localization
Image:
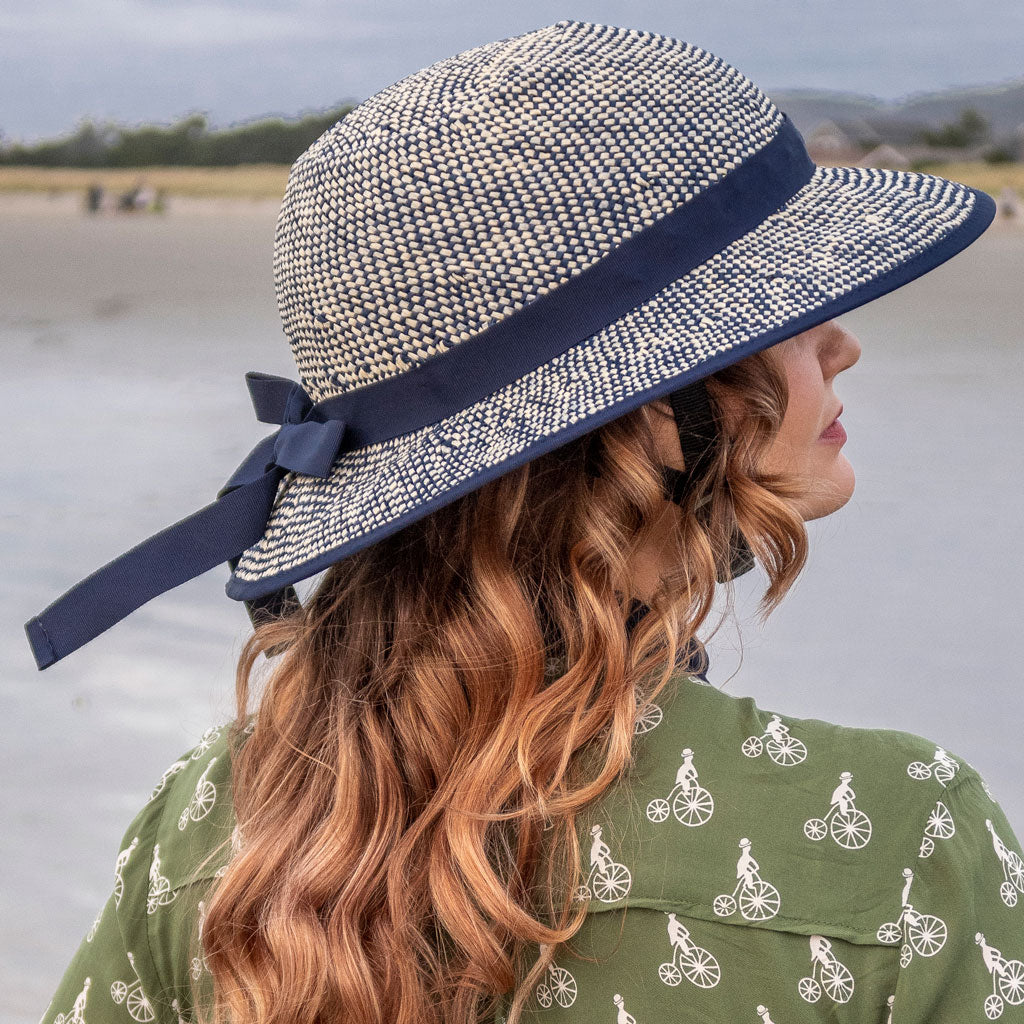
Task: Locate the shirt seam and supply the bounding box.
[580,897,894,946]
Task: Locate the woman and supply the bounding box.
[35,19,1022,1024]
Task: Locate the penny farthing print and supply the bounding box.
[190,725,222,760]
[634,697,663,736]
[742,714,808,767]
[146,843,177,915]
[646,748,714,827]
[803,773,872,850]
[149,758,189,801]
[112,836,139,908]
[577,824,632,904]
[798,937,855,1005]
[658,920,722,990]
[987,819,1024,907]
[111,952,157,1023]
[535,961,577,1009]
[53,977,90,1024]
[907,749,960,787]
[178,757,218,831]
[978,935,1024,1019]
[713,838,781,922]
[919,801,955,858]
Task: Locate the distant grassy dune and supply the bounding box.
[910,162,1024,197]
[0,161,1021,201]
[0,165,291,199]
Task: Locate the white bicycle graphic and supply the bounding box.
[111,952,157,1022]
[977,933,1024,1019]
[576,825,632,904]
[646,749,714,827]
[907,749,958,786]
[798,936,854,1004]
[149,758,189,801]
[804,772,872,850]
[742,715,807,766]
[577,856,632,903]
[190,725,222,759]
[658,917,721,989]
[876,905,947,967]
[534,956,577,1009]
[146,843,177,914]
[714,839,781,922]
[876,869,946,966]
[54,977,90,1024]
[918,801,955,858]
[986,819,1024,907]
[178,757,218,831]
[190,901,209,981]
[113,836,139,907]
[634,696,663,735]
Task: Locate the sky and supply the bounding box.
[3,0,1023,143]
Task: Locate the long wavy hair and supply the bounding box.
[193,345,810,1024]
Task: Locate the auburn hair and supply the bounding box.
[193,345,809,1024]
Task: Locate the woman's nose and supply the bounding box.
[836,324,862,372]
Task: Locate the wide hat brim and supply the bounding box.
[228,161,994,600]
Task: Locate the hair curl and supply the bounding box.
[192,345,809,1024]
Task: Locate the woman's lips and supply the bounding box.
[819,418,847,444]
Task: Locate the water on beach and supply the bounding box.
[1,193,1022,1021]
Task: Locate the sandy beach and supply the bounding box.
[2,190,1022,1023]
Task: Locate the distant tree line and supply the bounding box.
[917,108,1017,163]
[0,106,355,166]
[3,102,1019,167]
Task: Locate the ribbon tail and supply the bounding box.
[24,469,282,671]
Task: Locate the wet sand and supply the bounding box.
[1,193,1022,1022]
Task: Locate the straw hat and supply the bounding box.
[25,19,995,669]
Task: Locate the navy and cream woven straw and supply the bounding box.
[25,19,996,670]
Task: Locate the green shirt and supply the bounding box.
[42,667,1024,1024]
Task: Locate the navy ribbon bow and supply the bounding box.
[24,372,350,671]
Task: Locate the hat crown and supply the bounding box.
[274,19,783,402]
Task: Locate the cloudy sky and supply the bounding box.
[4,0,1023,143]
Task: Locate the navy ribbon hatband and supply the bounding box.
[25,114,819,670]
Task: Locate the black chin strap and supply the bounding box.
[662,376,720,503]
[659,377,756,582]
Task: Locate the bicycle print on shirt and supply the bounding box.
[657,912,721,989]
[533,944,578,1010]
[976,932,1024,1018]
[907,747,961,787]
[797,935,854,1005]
[646,747,714,828]
[918,800,956,858]
[803,771,872,850]
[875,868,947,967]
[577,824,632,904]
[53,977,90,1024]
[713,837,781,922]
[110,952,156,1023]
[985,818,1024,908]
[742,714,808,767]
